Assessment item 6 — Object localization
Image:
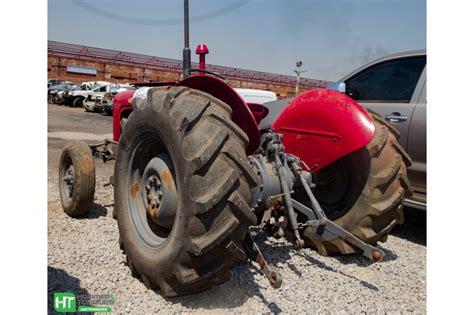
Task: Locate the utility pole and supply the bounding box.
[294,61,306,95]
[183,0,191,78]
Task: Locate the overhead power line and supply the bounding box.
[72,0,251,26]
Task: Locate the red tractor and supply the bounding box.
[58,8,411,295]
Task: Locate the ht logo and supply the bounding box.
[53,292,76,312]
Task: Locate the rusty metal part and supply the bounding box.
[243,232,282,289]
[251,206,274,231]
[130,182,140,199]
[144,174,163,219]
[295,238,305,249]
[89,139,118,163]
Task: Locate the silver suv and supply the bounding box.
[328,50,426,210]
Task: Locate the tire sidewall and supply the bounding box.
[59,142,95,217]
[325,147,371,229]
[59,147,75,213]
[114,93,191,282]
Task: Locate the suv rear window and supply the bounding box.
[345,56,426,102]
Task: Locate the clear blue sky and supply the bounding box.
[48,0,426,81]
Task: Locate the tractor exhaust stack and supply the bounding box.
[183,0,191,78]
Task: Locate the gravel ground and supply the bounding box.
[48,105,426,314]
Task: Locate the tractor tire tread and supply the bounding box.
[59,141,95,217]
[304,111,411,255]
[115,87,255,296]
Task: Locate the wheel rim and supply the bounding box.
[61,155,75,203]
[141,155,178,229]
[314,158,357,220]
[127,132,178,248]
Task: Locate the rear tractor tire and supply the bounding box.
[114,87,258,296]
[303,110,413,255]
[58,141,96,217]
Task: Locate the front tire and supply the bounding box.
[58,141,95,217]
[114,87,258,296]
[303,111,413,255]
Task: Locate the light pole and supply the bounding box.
[294,61,306,95]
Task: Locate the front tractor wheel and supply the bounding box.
[303,111,413,255]
[114,87,258,296]
[58,141,96,217]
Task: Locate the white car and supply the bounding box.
[234,88,277,104]
[63,81,115,107]
[84,85,133,112]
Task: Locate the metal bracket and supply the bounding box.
[89,139,117,163]
[292,199,385,262]
[265,134,304,248]
[243,232,282,288]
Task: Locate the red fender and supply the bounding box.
[113,89,135,142]
[112,77,262,153]
[177,76,260,154]
[272,88,375,172]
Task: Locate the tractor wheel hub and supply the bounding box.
[62,165,75,200]
[141,156,177,229]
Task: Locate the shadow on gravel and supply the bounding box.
[47,266,93,315]
[168,241,284,313]
[147,232,384,312]
[299,252,380,291]
[254,234,380,292]
[241,262,284,313]
[390,206,426,246]
[333,245,398,267]
[166,265,265,311]
[76,203,108,219]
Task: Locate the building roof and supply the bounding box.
[48,41,330,89]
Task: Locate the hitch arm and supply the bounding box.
[243,232,282,288]
[292,199,385,262]
[290,158,327,224]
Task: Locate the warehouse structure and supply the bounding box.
[48,41,330,98]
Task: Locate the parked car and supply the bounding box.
[328,50,426,210]
[62,82,113,107]
[84,85,133,112]
[103,100,114,116]
[48,83,81,104]
[56,84,82,105]
[234,88,277,104]
[48,79,65,88]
